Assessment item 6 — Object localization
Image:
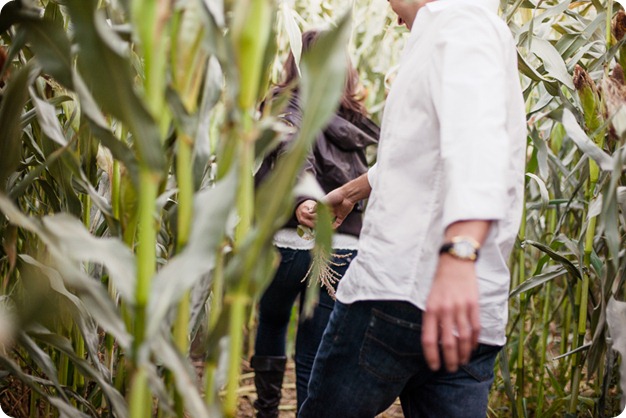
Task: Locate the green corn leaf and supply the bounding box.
[0,357,91,418]
[552,342,591,360]
[39,214,136,303]
[31,92,69,146]
[43,0,64,25]
[606,297,626,412]
[530,128,550,179]
[18,254,112,389]
[231,0,274,109]
[281,1,302,75]
[171,0,208,112]
[202,0,225,28]
[497,348,519,418]
[193,56,223,182]
[49,398,92,418]
[0,195,132,350]
[524,239,582,280]
[526,173,550,212]
[19,18,73,89]
[17,332,67,400]
[145,170,237,340]
[73,72,140,186]
[517,50,560,96]
[600,163,623,272]
[151,334,211,417]
[561,108,613,170]
[63,0,165,172]
[531,37,575,90]
[509,265,568,298]
[523,0,572,29]
[586,301,607,376]
[617,186,626,218]
[298,15,351,146]
[302,202,334,318]
[0,64,32,192]
[29,329,128,417]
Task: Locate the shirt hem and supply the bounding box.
[335,292,506,346]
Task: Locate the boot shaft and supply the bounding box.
[251,356,287,418]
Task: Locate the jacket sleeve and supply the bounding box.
[254,95,302,187]
[256,94,320,219]
[293,133,320,211]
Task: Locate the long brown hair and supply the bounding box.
[275,30,367,121]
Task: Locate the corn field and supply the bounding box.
[0,0,624,417]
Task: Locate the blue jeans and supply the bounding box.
[299,300,501,418]
[254,247,355,411]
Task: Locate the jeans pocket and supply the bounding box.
[459,344,501,383]
[358,308,421,382]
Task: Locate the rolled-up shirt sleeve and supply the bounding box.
[431,12,510,229]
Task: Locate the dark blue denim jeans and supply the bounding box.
[254,247,355,411]
[299,300,501,418]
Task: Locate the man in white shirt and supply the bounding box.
[298,0,527,416]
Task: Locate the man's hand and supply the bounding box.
[295,199,317,228]
[322,172,372,228]
[324,188,356,228]
[421,255,481,372]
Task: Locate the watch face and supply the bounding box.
[452,241,477,259]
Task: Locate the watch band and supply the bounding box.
[439,236,480,261]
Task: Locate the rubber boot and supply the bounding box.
[251,355,287,418]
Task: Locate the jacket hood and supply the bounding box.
[279,91,379,151]
[324,113,380,151]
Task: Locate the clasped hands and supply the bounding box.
[299,190,482,373]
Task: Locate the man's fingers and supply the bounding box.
[470,304,481,349]
[456,309,472,365]
[332,215,345,229]
[423,304,479,371]
[421,311,440,371]
[439,311,459,372]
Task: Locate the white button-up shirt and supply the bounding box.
[336,0,527,346]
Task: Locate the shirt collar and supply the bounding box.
[426,0,499,14]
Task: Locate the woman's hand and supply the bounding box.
[296,199,317,228]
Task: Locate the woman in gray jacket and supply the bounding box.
[251,30,379,417]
